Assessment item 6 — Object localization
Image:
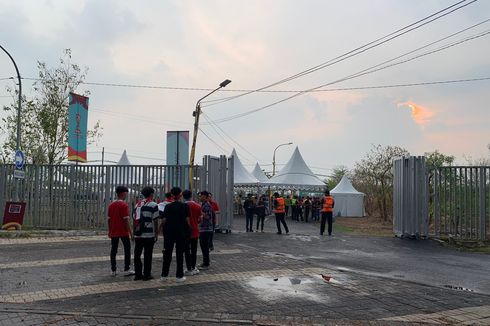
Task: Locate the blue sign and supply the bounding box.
[14,150,25,170]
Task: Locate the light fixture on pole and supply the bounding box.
[189,79,231,191]
[272,142,293,176]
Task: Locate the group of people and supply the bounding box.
[107,185,220,283]
[239,191,336,236]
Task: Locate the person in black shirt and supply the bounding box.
[243,194,255,232]
[255,196,266,232]
[159,187,191,283]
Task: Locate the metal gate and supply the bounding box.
[0,159,233,230]
[393,156,429,238]
[393,156,489,241]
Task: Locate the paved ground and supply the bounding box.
[1,215,489,325]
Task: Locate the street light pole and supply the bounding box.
[0,45,22,152]
[272,142,293,176]
[189,79,231,191]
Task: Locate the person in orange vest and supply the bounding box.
[273,192,289,235]
[320,190,335,236]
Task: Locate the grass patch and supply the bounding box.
[334,216,393,237]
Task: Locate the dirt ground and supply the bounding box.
[334,215,393,237]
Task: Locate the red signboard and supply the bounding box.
[2,201,26,230]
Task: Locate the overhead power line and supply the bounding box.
[201,0,477,107]
[209,27,490,124]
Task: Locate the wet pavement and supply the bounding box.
[1,215,489,325]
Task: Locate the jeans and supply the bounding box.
[110,236,131,272]
[199,232,213,266]
[161,234,186,278]
[185,237,199,271]
[256,214,265,231]
[275,213,289,234]
[320,211,333,235]
[245,212,254,231]
[134,237,155,278]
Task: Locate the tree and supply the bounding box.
[424,150,455,169]
[352,144,409,221]
[326,165,350,190]
[1,49,102,165]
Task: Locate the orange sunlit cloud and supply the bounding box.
[397,101,435,127]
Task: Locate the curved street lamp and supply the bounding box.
[272,142,293,176]
[189,79,231,190]
[0,45,22,152]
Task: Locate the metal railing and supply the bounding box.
[0,161,233,230]
[431,166,489,241]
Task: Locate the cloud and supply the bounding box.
[397,101,435,128]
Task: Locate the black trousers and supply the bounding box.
[245,212,254,231]
[199,232,213,266]
[161,234,186,278]
[185,237,199,271]
[110,236,131,272]
[275,213,289,234]
[285,205,289,216]
[320,212,333,235]
[304,207,310,223]
[134,237,155,278]
[256,214,265,231]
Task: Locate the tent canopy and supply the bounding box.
[231,149,260,185]
[251,163,269,183]
[117,150,132,165]
[331,175,364,195]
[265,146,325,188]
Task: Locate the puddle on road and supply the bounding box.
[245,276,324,302]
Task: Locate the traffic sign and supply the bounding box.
[14,150,25,170]
[13,169,25,179]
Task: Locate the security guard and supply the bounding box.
[320,190,335,236]
[273,192,289,235]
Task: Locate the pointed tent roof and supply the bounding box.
[251,163,269,183]
[265,146,325,187]
[331,175,364,194]
[231,149,260,185]
[117,150,132,165]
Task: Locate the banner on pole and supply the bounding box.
[68,93,89,162]
[166,131,189,165]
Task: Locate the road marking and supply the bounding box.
[0,267,327,303]
[0,249,243,269]
[0,236,108,245]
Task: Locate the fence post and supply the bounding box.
[479,168,486,240]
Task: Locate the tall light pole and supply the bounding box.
[0,45,22,152]
[189,79,231,190]
[272,142,293,176]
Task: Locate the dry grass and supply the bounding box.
[334,215,393,237]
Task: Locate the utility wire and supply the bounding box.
[201,0,477,107]
[210,28,490,124]
[198,127,228,153]
[201,112,262,163]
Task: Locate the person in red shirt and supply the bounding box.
[182,190,202,276]
[108,186,133,276]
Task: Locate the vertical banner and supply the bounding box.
[68,93,89,162]
[166,131,190,189]
[166,131,189,165]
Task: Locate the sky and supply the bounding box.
[1,0,489,176]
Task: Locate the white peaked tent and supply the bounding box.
[265,147,324,188]
[251,163,269,183]
[117,150,132,165]
[231,149,260,185]
[331,175,365,217]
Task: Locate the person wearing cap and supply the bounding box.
[198,191,215,269]
[108,185,133,276]
[273,192,289,235]
[243,193,256,232]
[320,190,335,236]
[133,186,159,281]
